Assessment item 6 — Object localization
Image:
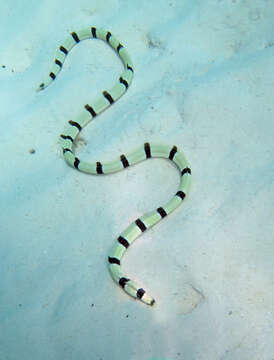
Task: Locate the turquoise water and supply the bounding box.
[1,1,273,359]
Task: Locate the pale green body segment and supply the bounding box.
[38,26,191,306]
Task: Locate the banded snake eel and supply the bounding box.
[38,27,191,306]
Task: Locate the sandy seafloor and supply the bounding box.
[0,1,273,359]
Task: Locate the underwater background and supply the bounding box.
[1,0,273,359]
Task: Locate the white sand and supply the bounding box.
[1,1,273,359]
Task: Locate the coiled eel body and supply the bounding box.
[38,27,191,306]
